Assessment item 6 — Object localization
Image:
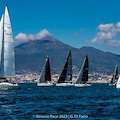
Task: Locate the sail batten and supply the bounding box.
[57,50,72,83]
[0,5,15,78]
[76,55,89,84]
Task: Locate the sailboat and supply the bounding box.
[74,55,92,87]
[56,50,74,86]
[0,4,19,86]
[37,56,53,86]
[109,65,118,86]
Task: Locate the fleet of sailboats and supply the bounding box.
[0,4,92,88]
[1,4,120,89]
[37,51,92,87]
[0,4,19,87]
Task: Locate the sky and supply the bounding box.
[1,0,120,54]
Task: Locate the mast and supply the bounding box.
[57,50,72,83]
[76,55,89,84]
[0,4,6,79]
[39,56,51,83]
[0,15,3,74]
[0,4,15,79]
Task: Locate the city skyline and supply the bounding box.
[1,0,120,54]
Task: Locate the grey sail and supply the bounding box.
[76,55,89,84]
[39,56,51,83]
[110,65,118,84]
[57,50,72,83]
[0,5,15,78]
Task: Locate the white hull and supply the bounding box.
[116,83,120,88]
[109,83,116,86]
[56,83,74,86]
[37,83,54,86]
[0,82,20,87]
[74,83,91,87]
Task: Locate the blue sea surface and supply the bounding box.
[0,83,120,120]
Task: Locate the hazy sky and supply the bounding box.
[1,0,120,54]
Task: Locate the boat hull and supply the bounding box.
[109,83,116,86]
[116,83,120,88]
[37,83,54,86]
[0,82,20,87]
[56,83,74,86]
[74,83,92,87]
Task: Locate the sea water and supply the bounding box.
[0,83,120,120]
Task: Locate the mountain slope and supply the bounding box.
[15,37,120,74]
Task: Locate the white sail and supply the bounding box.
[0,5,15,78]
[117,76,120,84]
[116,76,120,88]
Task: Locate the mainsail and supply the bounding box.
[57,50,72,83]
[0,5,15,78]
[39,56,51,83]
[110,65,118,84]
[76,55,89,84]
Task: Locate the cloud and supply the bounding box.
[14,29,52,45]
[88,22,120,47]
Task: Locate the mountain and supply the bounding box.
[15,37,120,74]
